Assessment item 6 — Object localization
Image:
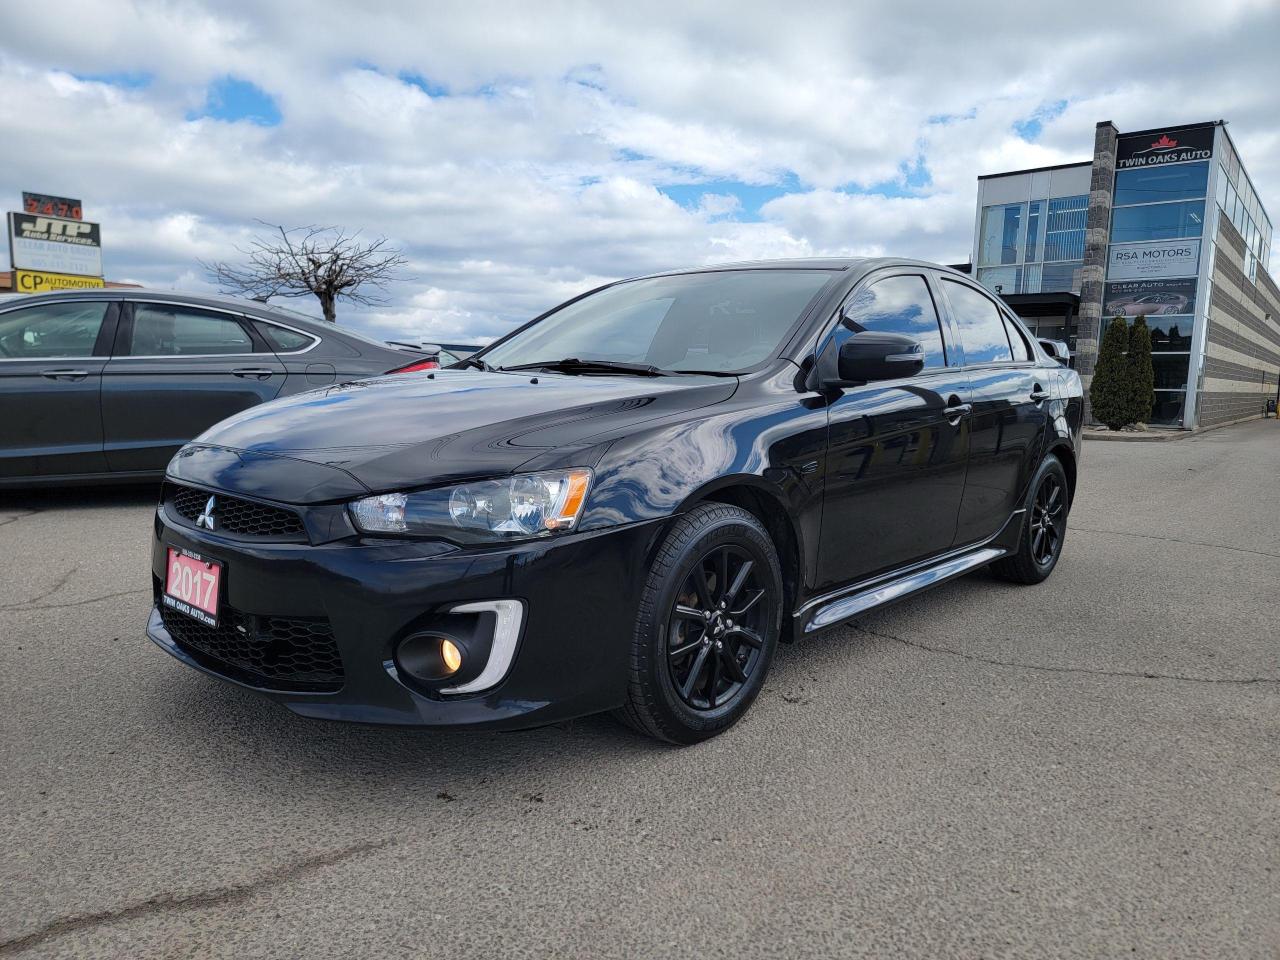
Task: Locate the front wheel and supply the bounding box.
[991,453,1069,584]
[615,503,782,744]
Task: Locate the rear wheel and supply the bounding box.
[991,453,1069,584]
[615,502,782,744]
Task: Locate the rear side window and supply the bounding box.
[841,274,946,369]
[129,305,254,356]
[256,322,316,353]
[1003,315,1032,362]
[942,280,1013,364]
[0,301,107,358]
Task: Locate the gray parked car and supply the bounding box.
[0,289,426,486]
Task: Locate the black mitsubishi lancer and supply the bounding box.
[149,258,1083,743]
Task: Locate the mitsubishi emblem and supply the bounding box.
[195,496,217,530]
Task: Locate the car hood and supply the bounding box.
[170,370,737,503]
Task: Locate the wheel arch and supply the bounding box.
[1046,441,1078,507]
[671,478,804,643]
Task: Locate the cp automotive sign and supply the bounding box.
[7,212,103,277]
[1115,125,1214,170]
[14,269,105,293]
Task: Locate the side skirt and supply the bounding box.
[796,509,1024,634]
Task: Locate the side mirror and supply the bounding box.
[831,331,924,385]
[1038,338,1070,366]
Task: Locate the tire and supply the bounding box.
[615,502,783,744]
[991,453,1070,585]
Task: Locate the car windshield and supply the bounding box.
[480,269,836,374]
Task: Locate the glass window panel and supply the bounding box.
[1025,200,1043,262]
[255,322,315,353]
[130,305,253,356]
[1110,200,1205,243]
[1021,263,1042,294]
[841,274,947,369]
[979,203,1025,266]
[942,279,1013,364]
[976,266,1020,296]
[1149,390,1186,425]
[1138,316,1193,352]
[1113,161,1208,206]
[1041,260,1082,294]
[0,301,108,359]
[1150,353,1190,390]
[1003,315,1032,361]
[1044,196,1087,261]
[484,269,837,374]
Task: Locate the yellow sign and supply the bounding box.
[14,269,105,293]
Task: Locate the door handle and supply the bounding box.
[41,369,89,382]
[943,402,972,422]
[232,367,275,380]
[1030,385,1051,402]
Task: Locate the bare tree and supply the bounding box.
[203,222,409,322]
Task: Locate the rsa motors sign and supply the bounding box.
[1107,239,1201,281]
[7,212,103,277]
[1116,125,1214,169]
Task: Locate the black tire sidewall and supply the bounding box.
[641,507,782,740]
[1025,454,1069,575]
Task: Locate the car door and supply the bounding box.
[101,301,286,473]
[0,298,116,480]
[815,270,972,592]
[937,278,1051,547]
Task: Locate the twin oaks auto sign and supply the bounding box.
[7,210,103,278]
[1115,125,1215,170]
[1107,239,1201,281]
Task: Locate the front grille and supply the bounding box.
[159,600,344,692]
[169,484,305,539]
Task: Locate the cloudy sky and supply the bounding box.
[1,1,1277,343]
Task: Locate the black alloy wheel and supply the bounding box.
[991,452,1070,584]
[616,502,782,744]
[667,544,768,711]
[1029,472,1065,566]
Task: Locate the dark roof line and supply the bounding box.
[977,161,1090,181]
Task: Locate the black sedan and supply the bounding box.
[147,258,1083,743]
[0,289,426,485]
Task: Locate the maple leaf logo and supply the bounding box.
[1150,134,1179,150]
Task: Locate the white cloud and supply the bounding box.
[0,0,1276,342]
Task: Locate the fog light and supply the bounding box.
[440,637,463,674]
[396,631,468,684]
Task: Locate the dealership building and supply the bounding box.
[969,120,1277,428]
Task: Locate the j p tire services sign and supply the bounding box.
[8,212,103,277]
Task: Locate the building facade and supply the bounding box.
[971,120,1277,429]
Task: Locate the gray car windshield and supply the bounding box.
[481,269,835,374]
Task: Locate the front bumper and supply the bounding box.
[147,502,665,729]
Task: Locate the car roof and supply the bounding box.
[636,256,971,280]
[1,287,333,331]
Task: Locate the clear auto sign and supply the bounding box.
[1107,239,1201,281]
[7,212,103,277]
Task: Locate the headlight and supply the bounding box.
[348,468,592,542]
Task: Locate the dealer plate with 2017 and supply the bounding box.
[163,548,222,627]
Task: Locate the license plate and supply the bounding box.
[163,547,222,627]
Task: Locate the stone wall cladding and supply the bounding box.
[1199,214,1280,427]
[1198,391,1268,426]
[1077,121,1118,425]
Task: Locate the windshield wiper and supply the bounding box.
[496,357,669,377]
[456,355,493,371]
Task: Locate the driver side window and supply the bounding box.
[840,274,947,369]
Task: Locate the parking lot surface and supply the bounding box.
[2,420,1278,959]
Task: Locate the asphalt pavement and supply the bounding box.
[2,420,1278,958]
